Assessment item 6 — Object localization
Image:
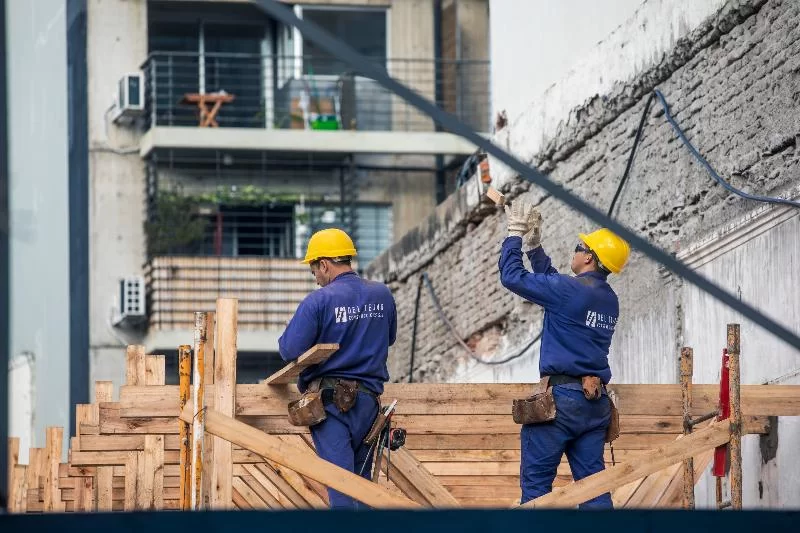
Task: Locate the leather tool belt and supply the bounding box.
[512,376,556,425]
[511,374,620,441]
[287,376,379,427]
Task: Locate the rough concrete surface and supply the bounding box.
[367,0,800,385]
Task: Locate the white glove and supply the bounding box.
[525,208,543,249]
[504,200,535,238]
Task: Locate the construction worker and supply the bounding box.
[498,199,630,508]
[278,228,397,509]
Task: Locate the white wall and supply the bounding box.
[489,0,726,156]
[87,0,149,395]
[6,0,72,457]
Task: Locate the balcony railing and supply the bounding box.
[145,256,319,331]
[141,52,491,133]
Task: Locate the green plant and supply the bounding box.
[144,190,210,256]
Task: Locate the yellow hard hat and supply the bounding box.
[578,228,631,274]
[302,228,358,264]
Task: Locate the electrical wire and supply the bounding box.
[420,272,541,366]
[658,89,799,210]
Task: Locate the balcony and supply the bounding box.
[145,256,317,332]
[139,52,490,157]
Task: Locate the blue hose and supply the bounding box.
[654,88,800,210]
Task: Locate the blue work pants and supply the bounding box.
[310,390,380,509]
[520,384,613,508]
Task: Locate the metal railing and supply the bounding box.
[145,256,318,331]
[142,52,491,133]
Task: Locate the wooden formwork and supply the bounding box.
[6,298,800,512]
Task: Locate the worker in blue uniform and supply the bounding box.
[278,228,397,509]
[498,199,631,508]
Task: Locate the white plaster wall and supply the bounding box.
[683,211,800,509]
[488,0,728,184]
[6,0,71,456]
[86,0,149,380]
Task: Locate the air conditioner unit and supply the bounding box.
[111,72,145,125]
[113,276,147,328]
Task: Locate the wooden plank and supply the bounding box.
[612,478,645,508]
[44,427,64,512]
[99,406,178,434]
[71,451,132,466]
[12,465,28,513]
[97,466,113,511]
[192,311,212,510]
[178,344,192,510]
[240,472,282,509]
[123,383,800,417]
[273,435,329,506]
[179,404,418,509]
[231,487,250,510]
[135,449,150,510]
[659,448,714,508]
[125,451,139,510]
[233,476,271,509]
[126,345,146,386]
[95,381,114,403]
[7,437,19,511]
[262,343,339,385]
[246,463,307,509]
[212,298,237,510]
[521,420,732,508]
[201,312,217,509]
[383,448,459,507]
[74,476,94,513]
[148,434,165,510]
[146,355,166,386]
[624,462,682,508]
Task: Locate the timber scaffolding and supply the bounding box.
[6,298,800,512]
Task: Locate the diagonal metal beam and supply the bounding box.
[252,0,800,352]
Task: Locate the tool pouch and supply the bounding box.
[333,379,359,413]
[605,395,620,443]
[512,376,556,425]
[582,376,603,401]
[364,408,387,445]
[287,390,327,427]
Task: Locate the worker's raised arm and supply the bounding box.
[499,236,565,309]
[278,295,321,361]
[526,245,559,275]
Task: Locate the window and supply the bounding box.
[294,6,387,75]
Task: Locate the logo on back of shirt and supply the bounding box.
[586,310,617,331]
[333,304,386,324]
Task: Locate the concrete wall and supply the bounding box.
[86,0,149,396]
[490,0,727,132]
[366,0,800,507]
[6,0,72,459]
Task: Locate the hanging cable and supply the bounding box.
[422,272,541,366]
[611,89,800,213]
[608,92,656,218]
[407,274,424,381]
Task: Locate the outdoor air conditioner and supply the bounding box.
[113,276,147,328]
[111,72,144,125]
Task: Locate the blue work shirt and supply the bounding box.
[498,236,619,384]
[278,271,397,395]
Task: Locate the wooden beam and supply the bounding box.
[680,346,695,509]
[192,311,211,510]
[381,448,460,507]
[145,355,166,386]
[11,465,28,513]
[520,420,732,509]
[126,345,146,386]
[728,324,743,510]
[212,298,237,509]
[7,438,20,512]
[179,404,419,509]
[178,344,192,510]
[262,344,339,385]
[44,427,64,512]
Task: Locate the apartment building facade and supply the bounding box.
[87,0,490,388]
